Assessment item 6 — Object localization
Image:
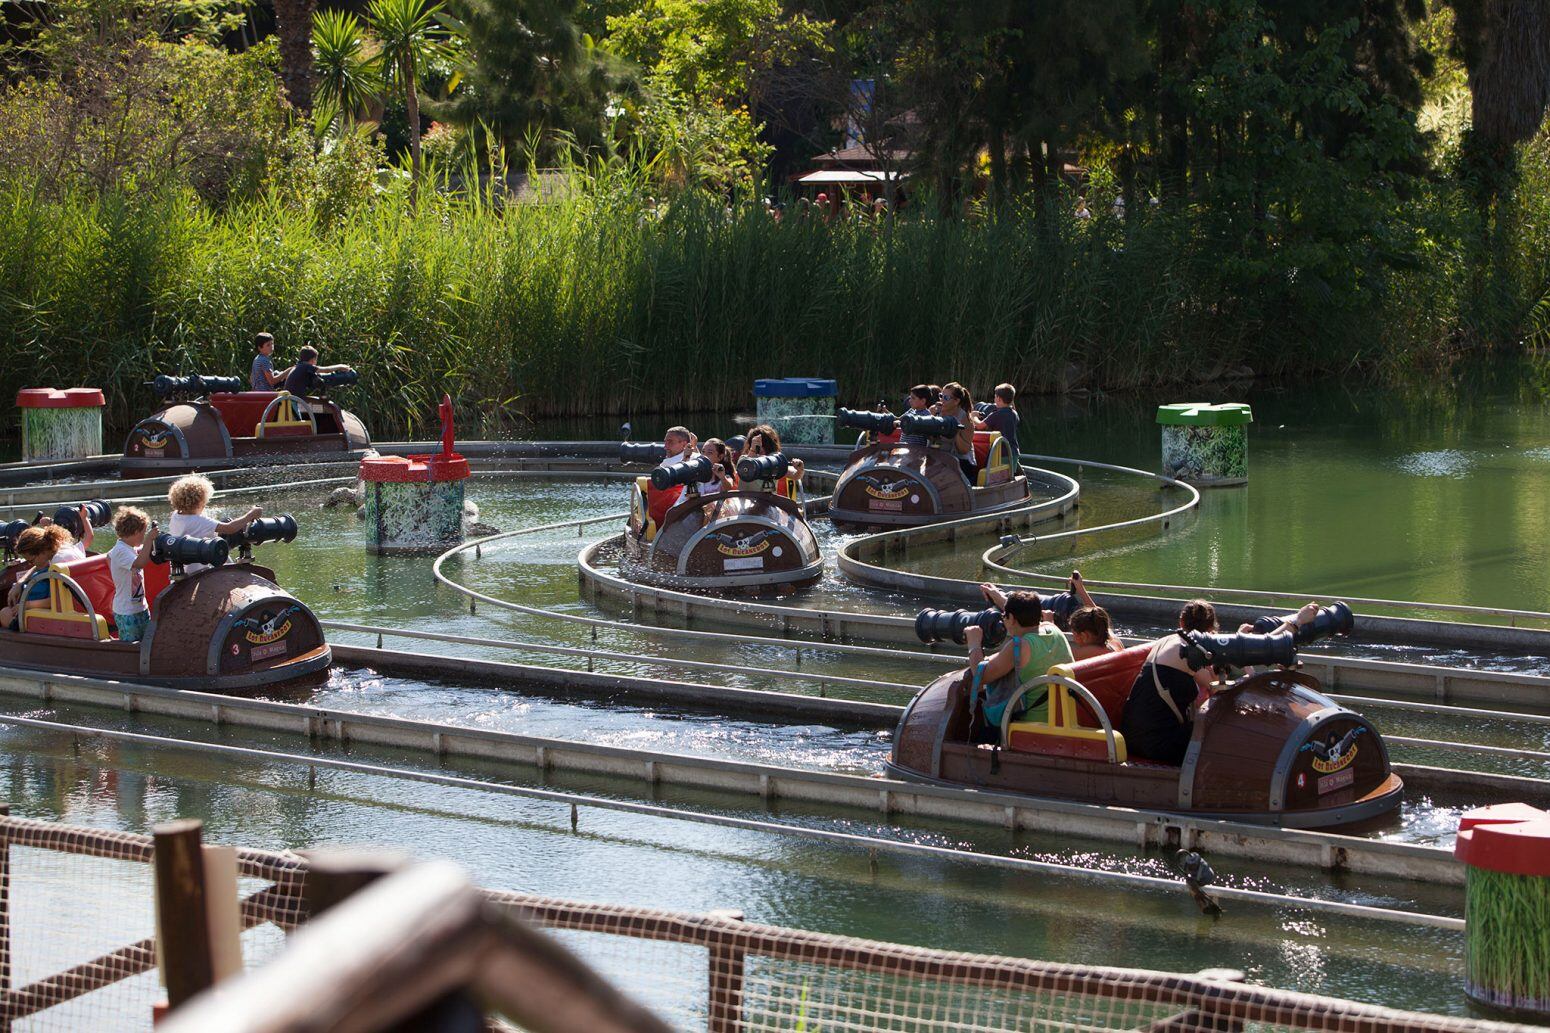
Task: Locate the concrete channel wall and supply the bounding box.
[0,655,1465,885]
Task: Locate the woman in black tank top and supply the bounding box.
[1119,599,1221,766]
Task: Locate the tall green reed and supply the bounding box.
[0,175,1503,441]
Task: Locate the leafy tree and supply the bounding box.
[312,10,380,132]
[435,0,627,156]
[606,0,826,108]
[366,0,458,201]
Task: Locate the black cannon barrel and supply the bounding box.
[914,606,1007,649]
[650,454,716,490]
[0,520,31,554]
[152,374,243,398]
[837,408,898,435]
[736,452,789,484]
[620,442,667,466]
[225,514,298,547]
[1249,601,1355,645]
[898,411,961,439]
[315,369,359,390]
[151,533,229,569]
[50,500,112,539]
[1180,630,1296,672]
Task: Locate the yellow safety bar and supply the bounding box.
[19,565,111,641]
[1002,667,1128,763]
[633,477,659,542]
[255,391,315,438]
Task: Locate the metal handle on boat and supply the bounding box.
[998,675,1122,764]
[257,393,318,434]
[18,569,110,641]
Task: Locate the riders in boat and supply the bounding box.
[962,590,1073,734]
[742,424,804,503]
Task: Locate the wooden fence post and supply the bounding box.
[153,820,213,1011]
[0,802,11,1033]
[706,908,746,1033]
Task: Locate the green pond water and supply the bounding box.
[3,368,1550,1021]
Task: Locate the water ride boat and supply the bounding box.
[121,373,371,479]
[828,409,1028,530]
[888,629,1402,830]
[620,445,823,590]
[0,517,329,692]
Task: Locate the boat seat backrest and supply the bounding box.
[211,391,279,438]
[60,555,115,623]
[1059,644,1152,728]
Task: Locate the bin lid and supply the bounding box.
[360,453,470,483]
[754,378,837,398]
[17,388,105,409]
[1455,803,1550,877]
[1156,402,1253,427]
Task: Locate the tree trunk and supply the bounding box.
[988,123,1008,210]
[405,50,422,206]
[273,0,317,114]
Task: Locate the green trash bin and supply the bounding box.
[1157,402,1252,486]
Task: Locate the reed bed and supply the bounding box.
[0,181,1506,439]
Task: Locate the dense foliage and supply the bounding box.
[0,0,1545,433]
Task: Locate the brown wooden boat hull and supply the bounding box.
[0,566,331,693]
[889,669,1404,829]
[121,399,370,478]
[828,444,1028,528]
[625,490,823,589]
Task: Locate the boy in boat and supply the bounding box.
[108,507,155,643]
[280,346,354,397]
[0,525,70,630]
[167,475,262,573]
[898,385,938,446]
[251,333,284,390]
[963,590,1073,729]
[971,383,1021,473]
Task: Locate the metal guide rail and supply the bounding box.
[0,657,1490,885]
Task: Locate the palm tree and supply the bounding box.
[367,0,457,202]
[274,0,318,113]
[313,10,381,131]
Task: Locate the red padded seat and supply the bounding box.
[59,555,114,623]
[1066,644,1151,728]
[210,392,279,438]
[647,484,684,528]
[57,554,171,630]
[973,431,993,468]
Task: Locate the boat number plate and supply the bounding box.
[724,556,764,571]
[251,641,289,662]
[868,499,903,512]
[1317,768,1354,795]
[143,447,164,458]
